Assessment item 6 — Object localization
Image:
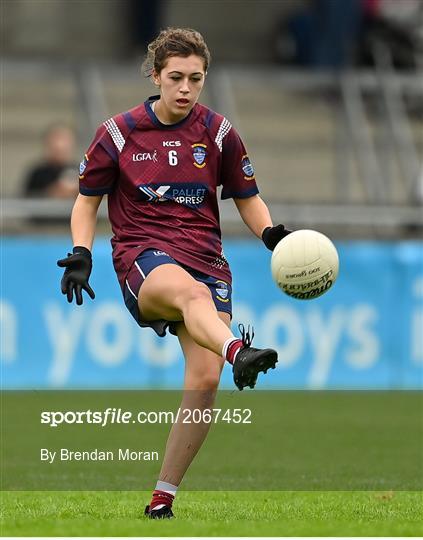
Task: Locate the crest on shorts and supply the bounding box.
[79,154,88,179]
[241,154,255,180]
[215,280,230,302]
[192,143,207,168]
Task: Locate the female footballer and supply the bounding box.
[58,28,291,519]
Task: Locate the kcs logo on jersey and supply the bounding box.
[192,143,207,169]
[163,141,181,147]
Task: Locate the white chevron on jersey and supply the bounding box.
[138,185,170,201]
[104,118,125,153]
[215,117,232,152]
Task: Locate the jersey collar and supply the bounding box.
[144,95,195,130]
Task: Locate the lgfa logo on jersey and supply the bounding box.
[192,143,207,168]
[241,154,255,180]
[132,150,158,162]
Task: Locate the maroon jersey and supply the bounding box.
[79,96,259,289]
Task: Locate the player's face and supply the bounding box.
[153,55,206,123]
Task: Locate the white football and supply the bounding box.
[271,229,339,300]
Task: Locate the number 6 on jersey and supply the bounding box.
[168,150,178,166]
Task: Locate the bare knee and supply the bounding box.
[186,369,221,393]
[176,283,212,313]
[199,372,220,391]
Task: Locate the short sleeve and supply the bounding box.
[220,126,259,200]
[78,124,118,196]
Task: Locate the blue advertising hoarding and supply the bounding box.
[1,238,422,389]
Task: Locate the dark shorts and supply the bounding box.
[123,248,232,337]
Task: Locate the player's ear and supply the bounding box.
[152,69,161,87]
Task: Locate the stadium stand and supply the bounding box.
[1,0,422,235]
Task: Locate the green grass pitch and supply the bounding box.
[1,391,422,536]
[1,490,422,536]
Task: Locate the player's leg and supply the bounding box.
[128,250,278,391]
[145,313,228,519]
[138,263,234,355]
[158,312,228,483]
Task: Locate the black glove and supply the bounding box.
[262,224,292,251]
[57,246,95,305]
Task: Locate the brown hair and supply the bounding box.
[143,27,211,77]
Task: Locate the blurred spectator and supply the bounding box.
[312,0,362,68]
[128,0,164,55]
[274,0,423,70]
[274,0,363,69]
[23,123,78,199]
[359,0,423,69]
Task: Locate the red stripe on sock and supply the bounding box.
[226,339,243,364]
[150,489,174,510]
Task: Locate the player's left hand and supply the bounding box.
[262,224,292,251]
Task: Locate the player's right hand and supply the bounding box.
[57,246,95,305]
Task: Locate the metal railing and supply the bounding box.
[2,60,422,237]
[2,197,422,232]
